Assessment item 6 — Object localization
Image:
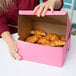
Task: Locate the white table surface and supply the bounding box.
[0,33,76,76]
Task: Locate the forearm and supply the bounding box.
[48,0,62,9]
[1,31,21,60]
[1,31,15,45]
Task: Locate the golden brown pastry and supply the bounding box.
[25,29,66,47]
[25,35,41,43]
[50,39,66,47]
[31,29,46,36]
[60,35,66,41]
[38,37,51,46]
[45,33,59,41]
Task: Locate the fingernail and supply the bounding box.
[51,11,54,13]
[42,14,45,17]
[37,14,40,17]
[19,56,21,60]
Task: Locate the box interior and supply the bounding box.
[18,14,67,41]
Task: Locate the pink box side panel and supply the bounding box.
[19,10,67,15]
[60,36,71,66]
[66,15,72,40]
[18,40,63,67]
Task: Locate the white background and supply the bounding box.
[0,33,76,76]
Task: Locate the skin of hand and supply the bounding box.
[1,31,21,60]
[33,0,61,17]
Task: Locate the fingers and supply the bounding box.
[49,7,54,12]
[14,52,21,60]
[9,51,16,60]
[9,48,21,60]
[37,6,44,17]
[33,3,54,17]
[41,6,48,17]
[33,5,40,14]
[8,40,21,60]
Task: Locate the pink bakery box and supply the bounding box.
[17,10,71,67]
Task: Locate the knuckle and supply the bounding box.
[40,4,44,7]
[13,51,17,55]
[35,6,38,9]
[40,3,42,6]
[45,5,48,8]
[34,7,38,10]
[40,6,44,8]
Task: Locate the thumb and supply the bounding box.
[49,7,54,12]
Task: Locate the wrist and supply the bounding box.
[1,31,15,45]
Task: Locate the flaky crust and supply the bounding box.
[31,30,46,36]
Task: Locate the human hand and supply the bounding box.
[33,0,56,17]
[7,40,21,60]
[1,31,21,60]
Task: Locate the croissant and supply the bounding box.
[50,39,66,47]
[25,35,41,43]
[60,35,66,41]
[31,29,46,36]
[38,37,51,46]
[45,33,59,41]
[25,29,66,47]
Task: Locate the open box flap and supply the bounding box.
[19,10,67,15]
[18,11,69,41]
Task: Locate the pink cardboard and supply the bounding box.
[18,36,70,67]
[19,10,67,15]
[18,10,71,67]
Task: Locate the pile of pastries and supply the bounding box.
[25,30,66,47]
